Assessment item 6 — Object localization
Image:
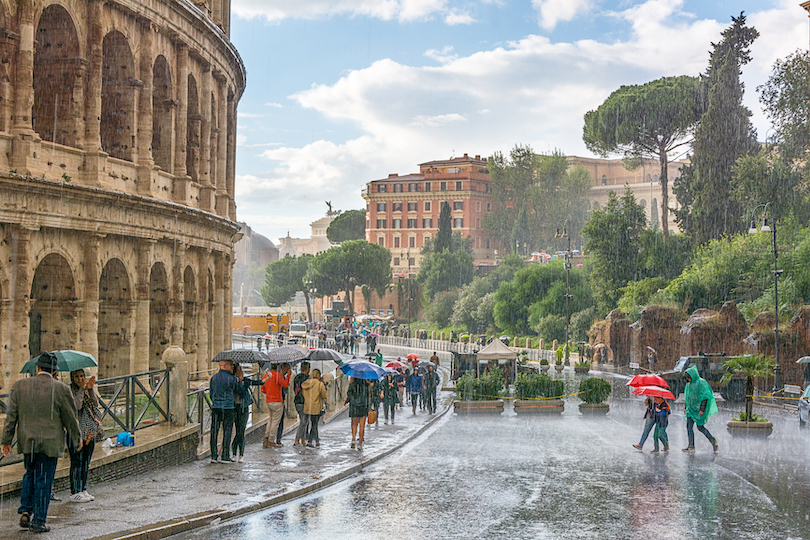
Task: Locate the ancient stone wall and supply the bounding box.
[629,305,682,371]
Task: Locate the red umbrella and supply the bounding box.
[386,361,405,369]
[626,374,668,388]
[406,353,420,360]
[632,386,675,400]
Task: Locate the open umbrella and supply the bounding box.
[304,348,345,363]
[386,361,405,369]
[20,350,98,375]
[797,356,810,364]
[626,374,669,388]
[632,385,675,400]
[406,353,420,360]
[212,349,270,364]
[263,345,308,364]
[340,360,386,380]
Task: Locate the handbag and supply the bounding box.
[367,409,378,425]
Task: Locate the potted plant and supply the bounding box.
[554,346,565,372]
[454,370,505,414]
[578,377,611,415]
[539,359,550,372]
[722,354,774,437]
[513,373,565,414]
[574,360,590,374]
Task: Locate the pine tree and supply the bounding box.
[435,201,452,253]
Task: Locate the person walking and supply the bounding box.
[346,377,370,450]
[209,360,238,463]
[261,363,291,448]
[430,351,440,367]
[68,369,103,502]
[293,362,311,446]
[381,373,399,424]
[632,397,655,451]
[651,396,670,454]
[2,352,82,533]
[395,368,405,409]
[424,364,440,414]
[302,368,327,447]
[682,365,719,453]
[408,369,423,414]
[232,364,263,462]
[275,364,292,447]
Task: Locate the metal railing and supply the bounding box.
[376,336,557,362]
[96,369,170,433]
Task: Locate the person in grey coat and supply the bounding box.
[2,352,82,533]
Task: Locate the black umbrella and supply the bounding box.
[212,349,270,364]
[260,345,309,368]
[304,348,345,363]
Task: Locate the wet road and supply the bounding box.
[173,374,810,540]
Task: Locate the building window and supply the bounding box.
[393,257,400,265]
[486,202,491,212]
[409,237,416,248]
[456,181,462,190]
[392,218,401,229]
[376,202,386,212]
[394,237,401,248]
[377,237,385,246]
[440,181,446,191]
[486,183,492,193]
[407,202,417,212]
[422,218,433,228]
[409,256,415,265]
[366,219,369,229]
[453,201,464,211]
[408,183,418,192]
[407,218,417,228]
[448,167,461,173]
[376,219,387,229]
[453,218,464,228]
[476,201,481,212]
[486,238,490,249]
[392,202,402,212]
[394,183,403,192]
[424,201,431,211]
[601,174,607,186]
[378,183,387,193]
[476,218,481,229]
[425,182,431,192]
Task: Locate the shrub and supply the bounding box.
[579,377,611,404]
[539,359,549,366]
[456,370,504,401]
[575,360,590,369]
[514,373,564,399]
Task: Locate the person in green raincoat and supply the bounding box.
[682,365,719,453]
[374,349,384,367]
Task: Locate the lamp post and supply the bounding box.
[401,250,412,341]
[749,203,782,392]
[555,220,572,364]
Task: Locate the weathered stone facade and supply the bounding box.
[0,0,245,390]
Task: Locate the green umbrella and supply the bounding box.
[20,350,98,375]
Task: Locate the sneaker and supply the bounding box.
[81,490,95,501]
[651,449,659,454]
[211,457,218,463]
[19,512,31,528]
[632,444,642,451]
[682,447,695,453]
[356,443,363,451]
[711,439,719,453]
[70,492,91,503]
[30,524,51,533]
[271,442,283,448]
[217,456,223,463]
[306,443,315,448]
[663,445,669,453]
[384,420,388,425]
[316,441,320,447]
[350,440,356,448]
[237,455,244,463]
[221,457,235,463]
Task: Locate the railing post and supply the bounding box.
[161,346,188,426]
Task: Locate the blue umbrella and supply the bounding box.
[340,360,386,380]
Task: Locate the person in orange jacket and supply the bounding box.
[261,363,291,448]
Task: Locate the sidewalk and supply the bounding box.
[0,369,453,540]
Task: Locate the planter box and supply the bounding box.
[727,420,773,438]
[574,367,590,374]
[454,399,504,414]
[514,398,564,414]
[579,403,609,415]
[554,364,565,372]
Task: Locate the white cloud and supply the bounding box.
[445,10,476,25]
[232,0,455,24]
[238,112,264,118]
[425,45,458,63]
[532,0,591,30]
[265,102,284,108]
[409,113,467,127]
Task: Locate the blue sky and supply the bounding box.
[229,0,809,242]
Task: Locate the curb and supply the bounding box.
[90,393,454,540]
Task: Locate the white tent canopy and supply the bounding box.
[476,338,517,362]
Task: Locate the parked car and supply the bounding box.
[799,385,810,428]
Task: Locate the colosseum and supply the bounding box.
[0,0,245,389]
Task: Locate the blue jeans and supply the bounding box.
[307,412,322,443]
[70,439,95,494]
[232,407,249,457]
[211,408,235,460]
[686,416,715,448]
[638,416,655,448]
[19,453,58,527]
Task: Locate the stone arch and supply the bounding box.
[33,4,81,148]
[186,74,200,181]
[149,262,169,370]
[152,55,173,171]
[98,258,131,378]
[183,265,196,354]
[29,253,77,356]
[101,30,136,161]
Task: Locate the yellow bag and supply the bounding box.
[367,410,378,425]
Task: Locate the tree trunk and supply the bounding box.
[303,291,313,324]
[659,145,669,240]
[746,376,754,421]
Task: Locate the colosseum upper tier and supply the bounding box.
[0,0,246,389]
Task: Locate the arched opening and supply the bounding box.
[149,263,169,370]
[98,259,131,378]
[33,5,80,147]
[152,55,173,171]
[183,265,196,354]
[186,74,200,181]
[101,31,136,161]
[29,253,77,356]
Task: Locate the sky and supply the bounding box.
[228,0,809,243]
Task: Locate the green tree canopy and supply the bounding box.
[417,235,475,300]
[261,254,314,322]
[759,49,810,163]
[435,201,452,253]
[583,75,703,239]
[326,209,366,243]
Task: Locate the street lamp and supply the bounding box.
[749,203,782,392]
[401,250,412,341]
[555,220,573,364]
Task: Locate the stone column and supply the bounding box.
[10,0,35,173]
[215,80,228,217]
[10,226,33,380]
[83,0,104,185]
[226,93,237,219]
[199,65,214,211]
[172,242,186,347]
[161,346,187,426]
[213,252,224,356]
[173,42,189,201]
[134,241,153,374]
[137,19,155,196]
[224,254,234,351]
[81,235,101,363]
[196,250,210,375]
